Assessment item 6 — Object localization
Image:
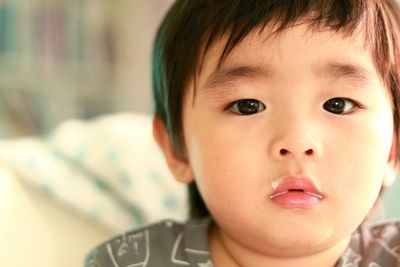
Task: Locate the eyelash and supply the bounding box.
[224,97,365,116]
[323,97,365,115]
[225,99,266,115]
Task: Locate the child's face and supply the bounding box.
[157,23,397,256]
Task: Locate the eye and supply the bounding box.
[228,99,266,115]
[323,98,358,114]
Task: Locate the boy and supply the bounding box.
[85,0,400,266]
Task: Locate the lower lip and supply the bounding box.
[270,192,322,209]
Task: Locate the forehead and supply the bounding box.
[193,23,380,92]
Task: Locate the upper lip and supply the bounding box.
[269,176,324,199]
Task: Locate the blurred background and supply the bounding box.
[0,0,173,138]
[0,1,183,266]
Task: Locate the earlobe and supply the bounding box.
[383,140,398,187]
[152,116,194,184]
[383,166,397,187]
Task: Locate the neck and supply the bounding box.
[209,224,351,267]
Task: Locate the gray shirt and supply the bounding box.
[84,218,400,267]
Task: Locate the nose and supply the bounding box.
[270,131,323,160]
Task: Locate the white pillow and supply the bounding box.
[0,112,188,231]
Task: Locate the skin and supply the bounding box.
[154,23,398,267]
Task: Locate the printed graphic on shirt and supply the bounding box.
[371,222,400,259]
[85,219,400,267]
[171,232,211,266]
[197,260,214,267]
[106,230,150,267]
[340,247,362,267]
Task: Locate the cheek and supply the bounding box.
[188,131,257,189]
[324,111,394,201]
[185,121,265,212]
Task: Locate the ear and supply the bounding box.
[383,139,398,187]
[152,115,194,184]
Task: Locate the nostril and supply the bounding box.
[279,148,314,156]
[305,149,314,156]
[280,149,289,156]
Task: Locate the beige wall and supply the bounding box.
[113,0,174,113]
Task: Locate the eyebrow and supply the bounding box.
[200,60,374,92]
[315,61,373,86]
[202,65,271,90]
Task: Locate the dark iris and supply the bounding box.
[323,98,350,114]
[234,99,265,115]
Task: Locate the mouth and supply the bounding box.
[268,176,324,209]
[269,189,324,199]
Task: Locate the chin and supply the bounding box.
[238,218,341,257]
[248,234,340,258]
